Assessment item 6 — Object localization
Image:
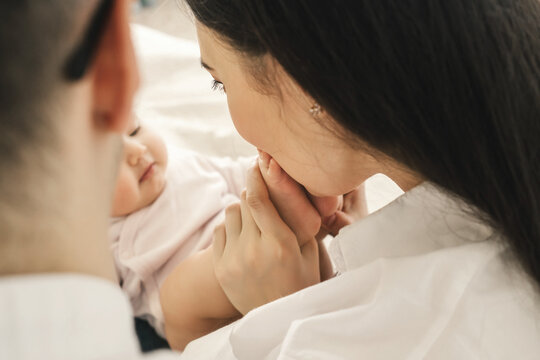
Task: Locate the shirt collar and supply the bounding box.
[330,182,495,273]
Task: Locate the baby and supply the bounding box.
[109,119,331,350]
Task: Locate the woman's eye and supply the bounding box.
[211,80,226,93]
[129,126,141,137]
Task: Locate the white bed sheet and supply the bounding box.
[130,24,403,213]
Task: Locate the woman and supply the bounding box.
[180,0,540,358]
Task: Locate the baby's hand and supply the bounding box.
[310,185,368,237]
[257,150,321,246]
[257,151,335,281]
[257,150,367,240]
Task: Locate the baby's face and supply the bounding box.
[111,121,168,217]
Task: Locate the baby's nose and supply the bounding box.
[124,139,147,166]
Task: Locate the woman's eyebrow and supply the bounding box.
[200,59,214,71]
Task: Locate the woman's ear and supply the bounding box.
[91,0,140,134]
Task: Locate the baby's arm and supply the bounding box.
[160,153,328,350]
[159,245,240,351]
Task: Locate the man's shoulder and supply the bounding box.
[0,274,170,360]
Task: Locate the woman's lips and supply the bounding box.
[139,162,156,183]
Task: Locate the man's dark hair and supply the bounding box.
[0,1,103,249]
[186,0,540,288]
[0,1,101,173]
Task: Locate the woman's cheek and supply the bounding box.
[226,91,266,148]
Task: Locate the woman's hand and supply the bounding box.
[212,162,320,315]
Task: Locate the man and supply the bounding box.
[0,1,182,358]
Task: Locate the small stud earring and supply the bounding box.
[309,103,323,117]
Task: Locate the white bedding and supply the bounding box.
[131,24,403,213]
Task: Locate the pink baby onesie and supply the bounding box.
[108,149,254,336]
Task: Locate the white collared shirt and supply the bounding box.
[2,182,539,359]
[181,182,540,359]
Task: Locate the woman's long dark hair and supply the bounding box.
[185,0,540,287]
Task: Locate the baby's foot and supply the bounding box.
[257,150,321,247]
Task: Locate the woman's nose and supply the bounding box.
[124,138,147,166]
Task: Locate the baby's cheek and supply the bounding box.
[111,170,140,217]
